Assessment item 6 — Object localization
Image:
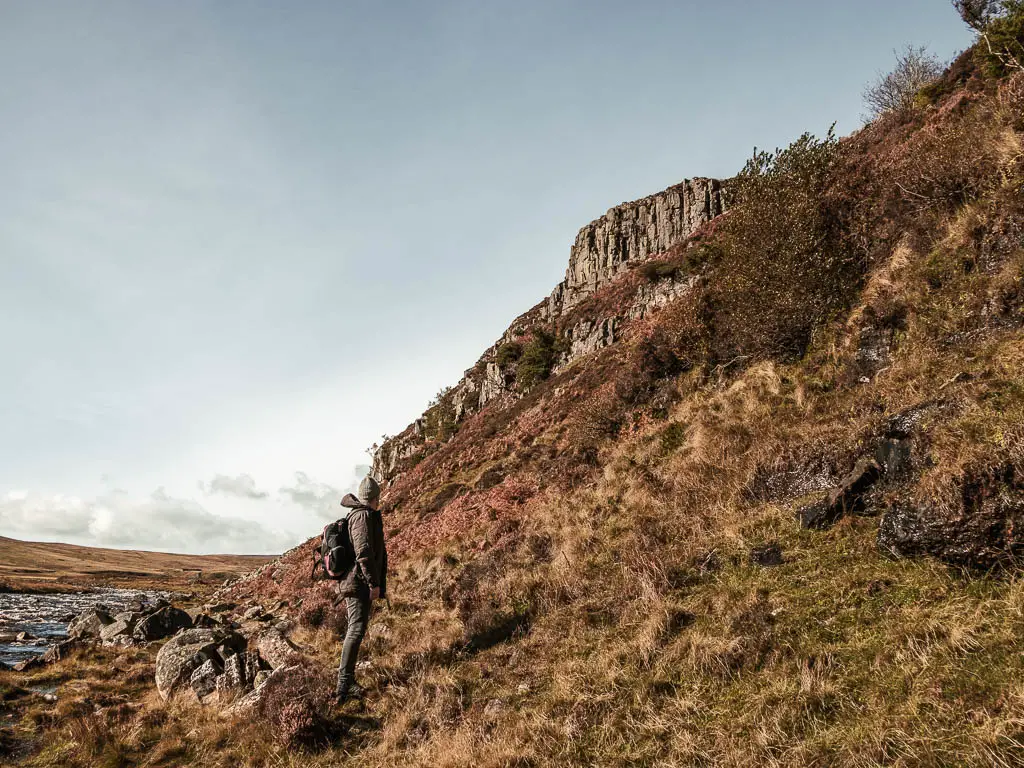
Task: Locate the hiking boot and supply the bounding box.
[333,681,365,706]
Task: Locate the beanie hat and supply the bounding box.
[358,475,381,507]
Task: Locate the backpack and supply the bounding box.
[310,517,355,581]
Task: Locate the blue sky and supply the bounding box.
[0,1,973,553]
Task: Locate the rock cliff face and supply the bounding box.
[372,177,726,484]
[547,178,725,316]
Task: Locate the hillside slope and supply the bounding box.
[8,32,1024,768]
[224,49,1024,766]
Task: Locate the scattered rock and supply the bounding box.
[750,543,784,567]
[133,606,193,642]
[67,609,114,640]
[155,628,238,700]
[42,639,80,664]
[219,651,261,696]
[205,603,235,614]
[242,606,264,621]
[12,657,43,673]
[256,629,302,670]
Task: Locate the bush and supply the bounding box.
[424,387,458,441]
[977,1,1024,76]
[516,329,560,389]
[641,260,682,282]
[258,667,333,750]
[710,128,864,362]
[863,45,944,119]
[494,341,523,367]
[953,0,1024,77]
[297,588,347,633]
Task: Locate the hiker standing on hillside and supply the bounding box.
[334,475,388,703]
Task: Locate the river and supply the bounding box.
[0,589,168,667]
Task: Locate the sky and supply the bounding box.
[0,1,974,554]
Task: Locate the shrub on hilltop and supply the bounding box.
[710,128,865,362]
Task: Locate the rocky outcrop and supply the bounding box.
[373,177,727,485]
[548,178,725,315]
[562,317,618,365]
[878,464,1024,569]
[155,628,227,700]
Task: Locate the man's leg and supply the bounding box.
[336,595,371,698]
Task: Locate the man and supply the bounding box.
[334,475,388,703]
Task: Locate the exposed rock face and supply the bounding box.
[629,274,700,321]
[548,178,725,315]
[562,317,618,365]
[479,361,515,407]
[878,465,1024,568]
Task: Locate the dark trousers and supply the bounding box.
[337,595,371,692]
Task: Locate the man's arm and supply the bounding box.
[349,510,380,593]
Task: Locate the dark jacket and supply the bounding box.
[337,493,388,599]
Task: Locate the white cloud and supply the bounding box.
[277,466,370,519]
[0,488,292,554]
[200,473,269,500]
[278,471,343,519]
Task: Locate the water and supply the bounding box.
[0,589,168,667]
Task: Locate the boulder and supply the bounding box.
[204,603,235,614]
[155,628,239,700]
[133,607,193,643]
[256,629,302,670]
[100,614,141,645]
[67,608,114,640]
[15,632,34,642]
[190,658,222,701]
[878,465,1024,569]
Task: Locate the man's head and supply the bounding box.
[357,475,381,508]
